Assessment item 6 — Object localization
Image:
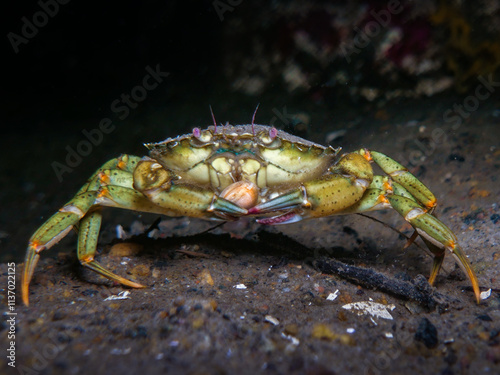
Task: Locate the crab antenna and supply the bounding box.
[209,105,217,133]
[251,103,260,135]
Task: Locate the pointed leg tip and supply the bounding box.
[22,283,29,305]
[129,281,146,289]
[114,274,146,289]
[473,284,481,305]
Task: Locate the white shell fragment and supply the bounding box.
[265,315,280,325]
[104,291,131,301]
[326,289,340,301]
[115,224,129,240]
[110,347,131,355]
[281,332,300,346]
[233,284,247,289]
[480,288,492,300]
[342,301,396,320]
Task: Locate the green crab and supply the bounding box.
[22,123,480,305]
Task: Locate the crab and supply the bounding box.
[22,121,481,305]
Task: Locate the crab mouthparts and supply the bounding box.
[220,181,258,210]
[256,212,302,225]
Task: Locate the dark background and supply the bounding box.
[3,1,223,132]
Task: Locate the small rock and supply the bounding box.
[192,317,205,330]
[131,264,150,277]
[491,214,500,224]
[312,324,337,341]
[284,324,298,336]
[477,314,492,322]
[52,310,66,321]
[198,269,214,286]
[311,324,355,345]
[109,243,143,257]
[415,317,438,349]
[173,296,185,307]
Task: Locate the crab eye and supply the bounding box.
[193,127,201,138]
[269,127,278,139]
[258,127,280,146]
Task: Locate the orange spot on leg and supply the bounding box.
[30,240,45,252]
[117,160,127,169]
[383,180,393,193]
[98,172,110,184]
[361,148,373,162]
[97,187,111,199]
[445,240,456,250]
[378,195,390,205]
[80,255,94,264]
[426,197,437,209]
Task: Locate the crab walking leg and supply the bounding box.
[77,210,145,288]
[338,189,391,214]
[337,175,411,214]
[23,176,202,304]
[77,155,142,194]
[22,191,98,305]
[359,149,437,210]
[23,155,147,305]
[76,183,216,288]
[387,194,480,303]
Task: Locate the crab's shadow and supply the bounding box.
[84,225,460,310]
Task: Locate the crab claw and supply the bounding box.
[248,188,309,215]
[208,196,249,219]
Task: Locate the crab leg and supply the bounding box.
[22,190,98,305]
[23,155,147,305]
[360,150,480,303]
[387,194,480,303]
[325,178,480,303]
[23,155,249,305]
[77,210,145,289]
[358,149,437,210]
